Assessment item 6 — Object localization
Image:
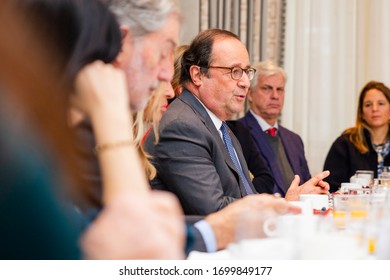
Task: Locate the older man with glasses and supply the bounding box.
[145,29,330,216]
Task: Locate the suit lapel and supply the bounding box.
[179,90,238,174]
[179,90,252,195]
[241,112,287,195]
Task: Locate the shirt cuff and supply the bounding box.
[194,220,217,253]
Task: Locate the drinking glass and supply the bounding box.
[332,194,369,231]
[350,170,374,186]
[379,166,390,179]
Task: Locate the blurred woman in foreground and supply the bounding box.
[0,0,184,260]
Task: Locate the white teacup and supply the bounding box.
[340,182,370,195]
[288,200,313,215]
[263,215,318,238]
[350,176,371,187]
[350,170,373,186]
[299,194,329,211]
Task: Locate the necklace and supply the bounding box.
[373,140,390,174]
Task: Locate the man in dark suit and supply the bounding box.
[240,61,312,197]
[145,29,257,215]
[146,30,329,215]
[226,120,274,194]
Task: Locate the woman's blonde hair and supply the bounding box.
[171,44,189,96]
[343,81,390,153]
[133,82,171,179]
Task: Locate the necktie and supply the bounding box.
[266,127,277,137]
[220,122,253,195]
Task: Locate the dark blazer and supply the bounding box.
[239,111,311,196]
[323,130,390,193]
[226,120,274,194]
[145,89,256,215]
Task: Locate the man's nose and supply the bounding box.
[271,89,279,98]
[238,73,250,89]
[158,58,174,82]
[165,83,175,99]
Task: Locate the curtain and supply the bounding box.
[283,0,390,174]
[180,0,390,175]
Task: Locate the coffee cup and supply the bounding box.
[299,194,329,211]
[340,182,370,195]
[263,214,318,238]
[288,200,313,215]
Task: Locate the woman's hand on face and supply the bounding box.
[72,60,130,120]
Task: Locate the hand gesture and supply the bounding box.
[285,171,330,201]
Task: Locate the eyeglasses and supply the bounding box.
[205,66,256,81]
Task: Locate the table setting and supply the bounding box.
[188,170,390,260]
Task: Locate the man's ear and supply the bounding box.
[113,25,131,68]
[120,25,129,40]
[189,65,203,87]
[247,87,253,103]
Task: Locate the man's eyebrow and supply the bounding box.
[262,84,284,89]
[231,63,251,68]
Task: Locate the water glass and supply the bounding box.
[379,166,390,179]
[332,194,368,230]
[350,170,374,186]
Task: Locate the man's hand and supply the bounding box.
[285,170,330,201]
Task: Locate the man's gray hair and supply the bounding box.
[108,0,181,37]
[251,61,287,90]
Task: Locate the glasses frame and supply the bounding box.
[204,65,256,81]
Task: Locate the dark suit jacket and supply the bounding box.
[145,89,256,215]
[239,111,311,196]
[226,120,274,194]
[323,129,390,193]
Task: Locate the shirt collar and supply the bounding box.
[194,96,223,134]
[249,109,279,132]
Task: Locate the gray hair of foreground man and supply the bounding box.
[108,0,181,37]
[251,61,287,91]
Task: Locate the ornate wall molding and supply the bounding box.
[182,0,286,117]
[196,0,285,66]
[261,0,286,66]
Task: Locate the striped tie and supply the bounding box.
[220,122,253,195]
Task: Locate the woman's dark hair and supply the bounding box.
[19,0,122,86]
[6,0,122,207]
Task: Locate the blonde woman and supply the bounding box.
[134,82,175,180]
[171,44,189,97]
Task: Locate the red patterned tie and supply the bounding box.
[266,127,277,137]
